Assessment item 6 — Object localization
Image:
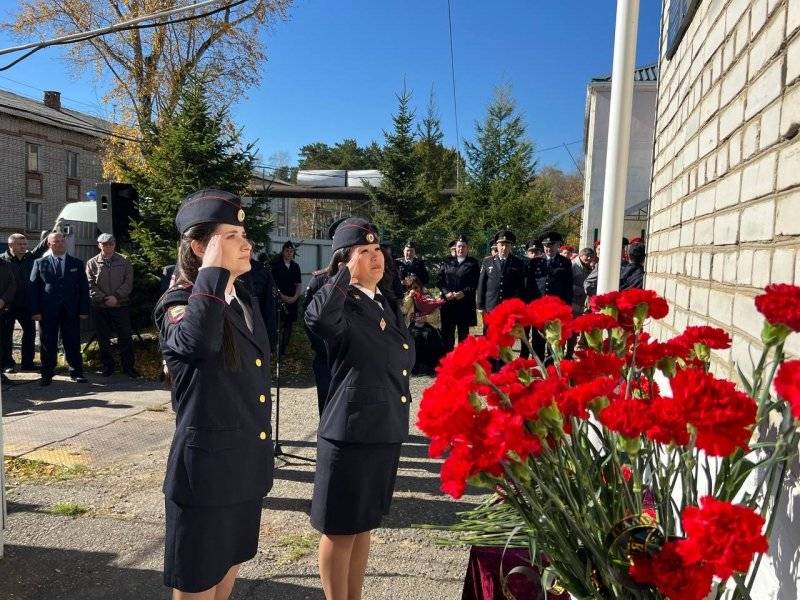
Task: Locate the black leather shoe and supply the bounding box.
[70,374,88,383]
[21,364,39,371]
[39,377,52,387]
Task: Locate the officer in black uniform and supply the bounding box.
[154,189,274,599]
[305,217,414,600]
[396,240,429,285]
[525,231,574,360]
[476,229,527,322]
[271,240,302,356]
[438,234,480,352]
[525,239,543,259]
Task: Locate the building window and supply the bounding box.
[25,202,42,231]
[274,197,287,212]
[67,150,79,177]
[26,142,39,172]
[666,0,700,59]
[66,178,81,202]
[25,172,43,197]
[277,212,287,226]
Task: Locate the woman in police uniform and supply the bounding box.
[154,189,274,599]
[305,218,415,600]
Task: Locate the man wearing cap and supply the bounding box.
[86,234,138,377]
[438,234,480,352]
[448,240,457,257]
[476,229,527,322]
[525,240,543,260]
[525,232,573,360]
[396,240,429,286]
[30,231,90,385]
[1,232,49,374]
[571,247,597,317]
[271,240,302,356]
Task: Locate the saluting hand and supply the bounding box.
[346,250,361,285]
[200,234,224,269]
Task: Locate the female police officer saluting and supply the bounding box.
[305,218,415,600]
[154,189,274,599]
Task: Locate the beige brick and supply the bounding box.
[745,59,784,120]
[675,281,690,308]
[735,18,751,57]
[759,100,782,150]
[682,196,697,221]
[722,35,736,72]
[691,252,702,277]
[724,252,738,283]
[698,118,719,158]
[740,152,776,202]
[700,84,721,125]
[749,0,768,39]
[731,333,761,377]
[695,216,715,244]
[777,141,800,191]
[738,249,755,285]
[708,289,733,323]
[721,58,748,106]
[739,199,775,241]
[729,130,743,167]
[790,0,800,36]
[742,120,761,160]
[715,171,742,209]
[701,252,713,279]
[674,307,689,331]
[726,0,750,35]
[680,221,696,246]
[771,248,795,284]
[733,293,766,340]
[753,249,772,288]
[795,254,800,285]
[748,6,786,77]
[712,252,725,281]
[780,84,800,139]
[715,209,739,245]
[690,285,710,315]
[776,189,800,235]
[788,33,800,85]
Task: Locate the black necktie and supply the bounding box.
[375,294,387,311]
[56,257,63,278]
[230,298,251,332]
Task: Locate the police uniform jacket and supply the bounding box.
[305,266,415,444]
[154,266,274,507]
[438,256,480,326]
[396,257,429,286]
[303,270,330,357]
[475,254,527,312]
[525,254,574,305]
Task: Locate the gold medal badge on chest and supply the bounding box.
[379,317,386,330]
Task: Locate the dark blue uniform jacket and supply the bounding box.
[154,267,274,507]
[29,254,90,318]
[475,254,527,311]
[438,256,480,326]
[525,254,574,305]
[305,266,415,444]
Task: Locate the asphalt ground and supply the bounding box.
[0,354,487,600]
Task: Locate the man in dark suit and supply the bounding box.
[1,232,48,373]
[30,232,90,385]
[438,234,480,352]
[396,240,429,285]
[0,260,16,385]
[476,229,527,319]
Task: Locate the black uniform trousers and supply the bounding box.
[441,318,470,353]
[1,307,36,369]
[40,306,84,378]
[93,306,135,372]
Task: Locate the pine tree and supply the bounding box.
[367,85,423,249]
[117,78,261,276]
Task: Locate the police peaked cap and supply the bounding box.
[332,218,380,252]
[175,189,245,235]
[327,216,349,239]
[494,229,516,244]
[539,231,564,244]
[282,240,295,250]
[404,240,416,249]
[448,239,457,249]
[526,239,543,251]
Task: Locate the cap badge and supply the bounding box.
[366,232,375,243]
[237,209,245,222]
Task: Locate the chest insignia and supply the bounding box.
[379,318,386,331]
[487,266,494,273]
[167,305,186,324]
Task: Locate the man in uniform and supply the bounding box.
[396,240,429,285]
[620,243,646,290]
[525,231,574,360]
[85,233,139,378]
[1,232,48,373]
[438,234,480,352]
[271,240,302,356]
[476,229,527,327]
[0,260,16,385]
[525,240,543,260]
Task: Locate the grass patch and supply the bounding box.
[275,532,316,564]
[80,331,164,381]
[4,457,93,481]
[49,501,89,517]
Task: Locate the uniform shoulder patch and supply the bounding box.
[167,304,187,324]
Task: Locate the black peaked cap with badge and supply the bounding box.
[494,229,516,244]
[175,189,245,234]
[332,218,380,252]
[539,231,564,245]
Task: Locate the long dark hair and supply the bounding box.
[176,222,241,371]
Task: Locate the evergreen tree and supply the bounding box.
[367,85,424,250]
[117,78,261,276]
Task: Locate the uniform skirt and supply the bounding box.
[311,437,402,535]
[164,497,262,593]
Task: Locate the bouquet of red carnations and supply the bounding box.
[418,284,800,600]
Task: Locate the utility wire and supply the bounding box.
[446,0,461,188]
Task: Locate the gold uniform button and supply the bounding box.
[402,369,408,376]
[259,431,267,440]
[255,358,262,367]
[400,395,408,403]
[259,394,266,403]
[402,343,409,350]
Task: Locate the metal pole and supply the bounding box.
[597,0,640,294]
[0,378,5,558]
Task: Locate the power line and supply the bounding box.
[446,0,461,188]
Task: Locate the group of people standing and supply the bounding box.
[0,230,139,387]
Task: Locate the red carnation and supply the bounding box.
[774,359,800,420]
[558,375,618,419]
[630,540,714,600]
[677,325,732,350]
[571,313,619,333]
[755,283,800,332]
[671,368,756,456]
[484,298,533,347]
[598,394,652,439]
[526,295,573,331]
[589,291,621,314]
[436,335,498,382]
[678,497,768,579]
[646,394,690,446]
[568,350,626,384]
[616,289,670,321]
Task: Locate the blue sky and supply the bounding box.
[0,1,662,172]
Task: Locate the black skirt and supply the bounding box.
[164,497,262,593]
[311,437,402,535]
